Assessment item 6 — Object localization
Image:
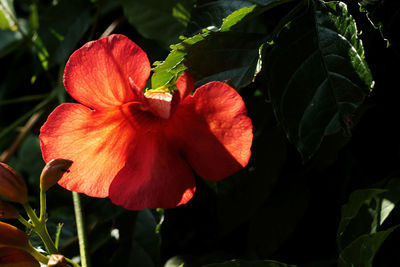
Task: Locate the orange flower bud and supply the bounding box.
[0,201,19,219]
[0,222,31,251]
[0,162,28,204]
[47,255,67,267]
[40,159,73,191]
[0,247,40,267]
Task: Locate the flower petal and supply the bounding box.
[171,81,253,181]
[109,131,196,210]
[175,72,194,101]
[0,247,39,267]
[0,222,30,250]
[40,103,136,197]
[63,34,150,110]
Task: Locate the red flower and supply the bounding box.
[40,34,253,210]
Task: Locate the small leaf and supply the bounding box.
[29,3,39,34]
[263,0,373,160]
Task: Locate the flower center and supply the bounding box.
[144,86,173,119]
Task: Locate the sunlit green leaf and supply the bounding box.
[0,0,16,30]
[262,0,373,160]
[152,0,297,89]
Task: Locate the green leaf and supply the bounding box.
[187,0,296,34]
[358,0,400,46]
[203,259,297,267]
[262,0,373,160]
[0,29,22,57]
[187,0,256,34]
[121,0,196,46]
[35,0,91,66]
[152,7,264,89]
[337,182,400,267]
[0,0,16,30]
[129,210,161,267]
[29,3,39,34]
[152,0,297,89]
[337,189,386,244]
[52,10,91,66]
[338,227,397,267]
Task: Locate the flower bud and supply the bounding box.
[0,201,19,219]
[47,254,67,267]
[0,221,31,251]
[0,162,28,204]
[40,159,73,191]
[0,247,40,267]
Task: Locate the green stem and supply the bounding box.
[72,192,91,267]
[39,189,46,222]
[65,256,82,267]
[17,215,33,229]
[23,203,58,254]
[28,247,49,264]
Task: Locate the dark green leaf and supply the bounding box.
[36,0,91,66]
[337,189,385,244]
[152,0,297,89]
[187,0,296,34]
[338,227,397,267]
[203,259,297,267]
[337,182,400,267]
[262,0,373,160]
[0,29,22,57]
[52,10,91,66]
[129,210,161,267]
[121,0,196,46]
[187,1,255,34]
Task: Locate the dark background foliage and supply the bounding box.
[1,0,400,266]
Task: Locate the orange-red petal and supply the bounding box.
[170,81,253,181]
[40,103,136,197]
[63,34,150,110]
[0,247,39,267]
[175,72,194,101]
[0,222,30,250]
[109,130,196,210]
[0,163,28,204]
